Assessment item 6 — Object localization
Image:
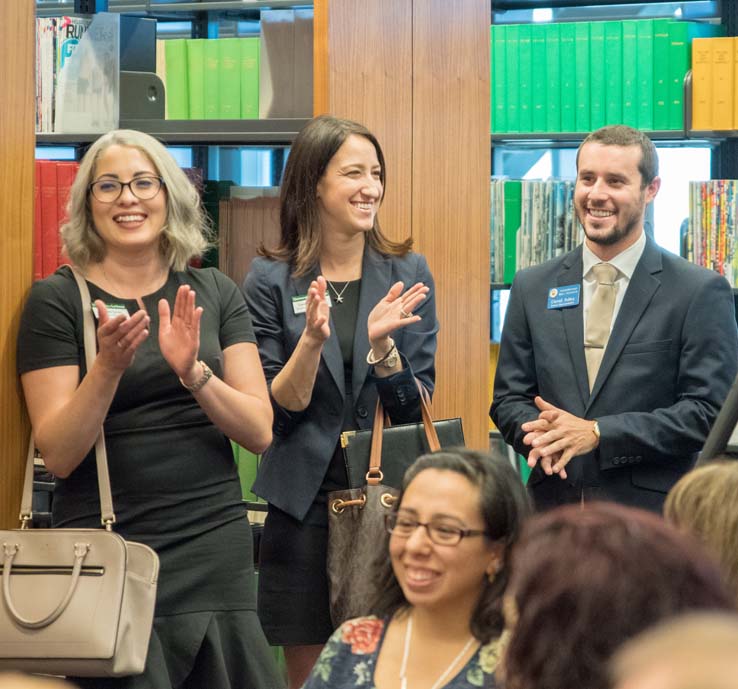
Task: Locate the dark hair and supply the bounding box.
[576,124,659,188]
[504,502,734,689]
[370,449,532,643]
[259,114,412,275]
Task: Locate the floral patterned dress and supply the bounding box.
[301,616,502,689]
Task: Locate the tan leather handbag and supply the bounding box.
[0,268,159,677]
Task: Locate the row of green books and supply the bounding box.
[491,19,722,135]
[163,37,259,120]
[688,180,738,287]
[490,179,578,283]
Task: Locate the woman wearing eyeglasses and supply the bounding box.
[301,449,532,689]
[16,130,282,689]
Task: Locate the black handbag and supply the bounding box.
[340,386,465,490]
[326,385,464,626]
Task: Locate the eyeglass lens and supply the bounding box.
[91,177,162,202]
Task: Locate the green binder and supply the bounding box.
[185,39,205,120]
[503,180,522,284]
[559,22,576,132]
[506,24,520,133]
[218,38,242,119]
[621,20,638,127]
[636,20,654,130]
[604,21,623,125]
[545,23,561,133]
[589,22,605,130]
[531,24,547,133]
[164,39,189,120]
[574,22,590,133]
[240,37,260,120]
[518,24,533,133]
[653,19,671,130]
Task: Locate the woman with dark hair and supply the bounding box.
[301,449,532,689]
[502,502,735,689]
[243,114,438,687]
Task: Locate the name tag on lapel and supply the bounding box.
[547,284,580,309]
[91,302,130,319]
[292,293,334,314]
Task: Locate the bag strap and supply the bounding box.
[366,379,441,486]
[19,269,117,529]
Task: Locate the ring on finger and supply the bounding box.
[400,308,411,319]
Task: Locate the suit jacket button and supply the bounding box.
[357,406,368,418]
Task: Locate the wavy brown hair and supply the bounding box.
[260,114,412,276]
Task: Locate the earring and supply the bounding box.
[487,560,501,583]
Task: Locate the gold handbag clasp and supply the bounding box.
[331,494,367,514]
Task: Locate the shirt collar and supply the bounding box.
[583,231,647,281]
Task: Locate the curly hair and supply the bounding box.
[260,114,412,276]
[503,502,734,689]
[61,129,211,270]
[370,449,532,643]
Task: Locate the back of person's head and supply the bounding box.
[665,460,738,606]
[372,448,532,643]
[62,128,208,270]
[577,124,659,187]
[503,502,734,689]
[611,612,738,689]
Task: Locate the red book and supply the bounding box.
[38,160,59,278]
[33,160,43,280]
[56,161,78,267]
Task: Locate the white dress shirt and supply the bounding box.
[582,230,647,336]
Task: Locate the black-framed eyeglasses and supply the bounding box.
[384,513,488,546]
[89,176,164,203]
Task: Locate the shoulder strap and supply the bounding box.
[20,269,117,529]
[69,267,117,529]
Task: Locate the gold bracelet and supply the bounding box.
[179,361,213,393]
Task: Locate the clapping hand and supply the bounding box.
[158,285,203,381]
[95,300,150,372]
[304,276,330,345]
[367,281,428,348]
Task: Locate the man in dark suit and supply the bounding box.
[490,125,738,512]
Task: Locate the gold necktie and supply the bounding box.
[585,262,619,390]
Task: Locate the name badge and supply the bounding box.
[547,284,580,309]
[292,293,334,315]
[91,302,130,319]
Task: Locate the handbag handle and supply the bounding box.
[366,380,441,486]
[18,267,117,529]
[1,541,90,629]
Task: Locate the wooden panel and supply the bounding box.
[0,2,35,528]
[412,0,491,449]
[312,0,412,243]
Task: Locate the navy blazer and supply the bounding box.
[491,237,738,511]
[243,247,439,520]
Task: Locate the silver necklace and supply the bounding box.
[326,279,351,304]
[398,613,477,689]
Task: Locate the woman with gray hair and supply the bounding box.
[16,130,282,689]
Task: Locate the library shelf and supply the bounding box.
[36,118,311,145]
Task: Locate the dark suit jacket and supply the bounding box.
[491,237,738,512]
[243,247,439,521]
